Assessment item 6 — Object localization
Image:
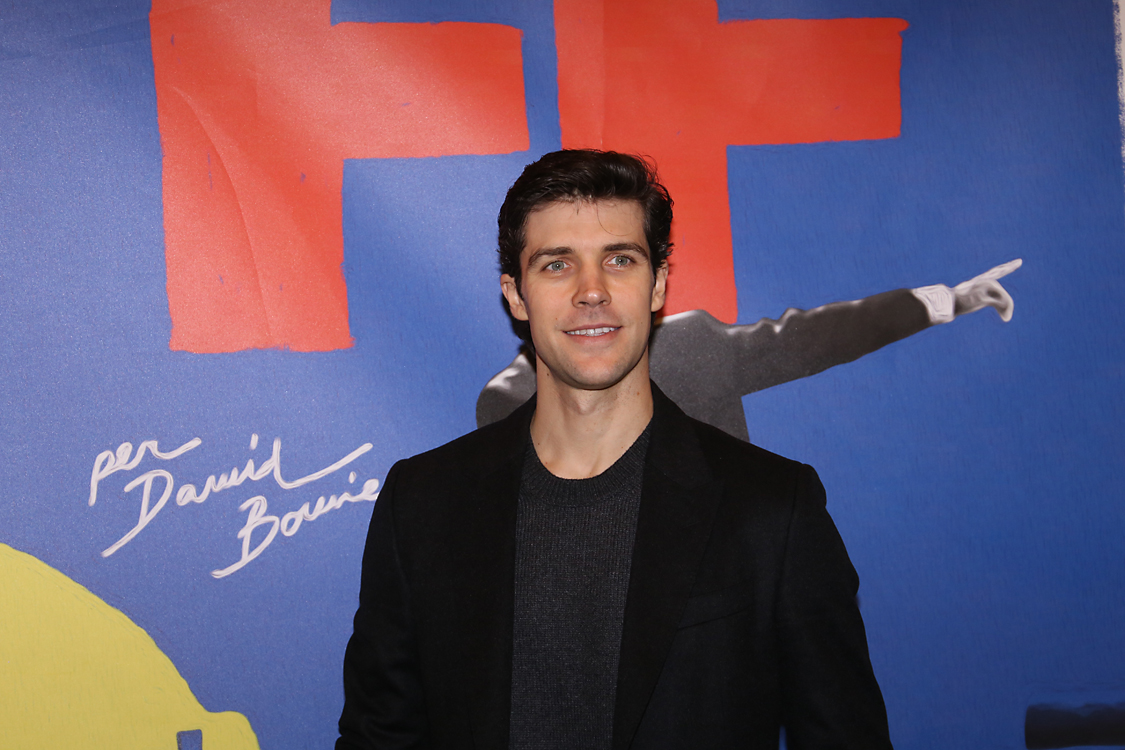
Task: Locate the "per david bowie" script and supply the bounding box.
[88,434,379,578]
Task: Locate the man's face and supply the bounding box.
[500,199,668,395]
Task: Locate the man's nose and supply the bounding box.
[573,265,610,306]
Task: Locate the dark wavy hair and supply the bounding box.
[497,149,673,292]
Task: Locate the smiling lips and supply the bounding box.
[565,326,620,337]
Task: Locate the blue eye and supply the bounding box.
[610,255,632,267]
[546,260,566,271]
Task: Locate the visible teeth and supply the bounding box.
[567,327,617,336]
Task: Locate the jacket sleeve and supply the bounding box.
[727,288,931,396]
[338,462,429,750]
[777,465,894,750]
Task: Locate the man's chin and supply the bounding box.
[538,359,649,395]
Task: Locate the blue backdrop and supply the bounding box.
[1,1,1122,748]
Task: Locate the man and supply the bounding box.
[338,150,893,749]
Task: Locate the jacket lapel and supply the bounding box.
[454,398,534,749]
[613,386,724,750]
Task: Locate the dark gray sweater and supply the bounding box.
[509,426,652,750]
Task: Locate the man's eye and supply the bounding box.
[545,260,566,271]
[609,255,632,267]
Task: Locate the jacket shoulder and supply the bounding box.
[678,410,816,504]
[687,405,803,465]
[389,400,529,488]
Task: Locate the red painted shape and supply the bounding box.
[555,0,907,322]
[150,0,528,352]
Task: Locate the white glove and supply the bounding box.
[952,258,1022,322]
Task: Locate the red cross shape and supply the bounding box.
[555,0,908,322]
[151,0,528,352]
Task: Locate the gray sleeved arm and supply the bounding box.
[647,289,930,440]
[478,290,931,440]
[720,288,931,395]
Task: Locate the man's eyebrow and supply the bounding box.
[602,242,649,259]
[526,246,573,268]
[525,242,651,269]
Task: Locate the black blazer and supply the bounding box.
[338,387,892,750]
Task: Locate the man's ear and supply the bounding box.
[650,263,669,313]
[501,274,529,321]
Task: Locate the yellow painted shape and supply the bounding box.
[0,543,258,750]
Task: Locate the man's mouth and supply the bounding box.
[565,326,619,337]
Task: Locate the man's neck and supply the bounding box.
[529,358,654,480]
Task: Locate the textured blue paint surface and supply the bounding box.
[0,1,1122,748]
